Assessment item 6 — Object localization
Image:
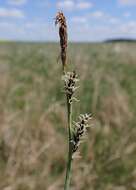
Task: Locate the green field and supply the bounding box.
[0,42,136,190]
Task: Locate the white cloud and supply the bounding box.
[0,19,136,42]
[90,11,105,19]
[71,13,119,25]
[0,7,24,18]
[36,1,50,8]
[0,21,26,40]
[119,21,136,33]
[69,20,136,41]
[109,17,120,24]
[123,12,131,17]
[71,16,87,23]
[57,0,74,10]
[8,0,27,6]
[88,11,120,24]
[76,2,93,9]
[119,0,136,5]
[0,21,57,41]
[57,0,93,11]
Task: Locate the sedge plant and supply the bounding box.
[55,12,92,190]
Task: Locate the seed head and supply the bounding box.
[71,114,92,155]
[55,12,68,72]
[62,71,79,102]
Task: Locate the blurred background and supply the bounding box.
[0,0,136,190]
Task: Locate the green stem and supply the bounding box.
[64,95,73,190]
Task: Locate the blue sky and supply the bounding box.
[0,0,136,41]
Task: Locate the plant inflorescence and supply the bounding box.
[55,11,92,190]
[55,12,67,73]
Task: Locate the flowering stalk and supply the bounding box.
[55,12,91,190]
[63,71,79,190]
[55,12,73,189]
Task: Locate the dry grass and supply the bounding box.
[0,42,136,190]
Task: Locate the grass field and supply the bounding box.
[0,42,136,190]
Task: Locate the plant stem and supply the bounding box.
[64,95,73,190]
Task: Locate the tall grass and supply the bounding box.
[0,40,136,189]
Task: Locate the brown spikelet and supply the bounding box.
[55,12,68,73]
